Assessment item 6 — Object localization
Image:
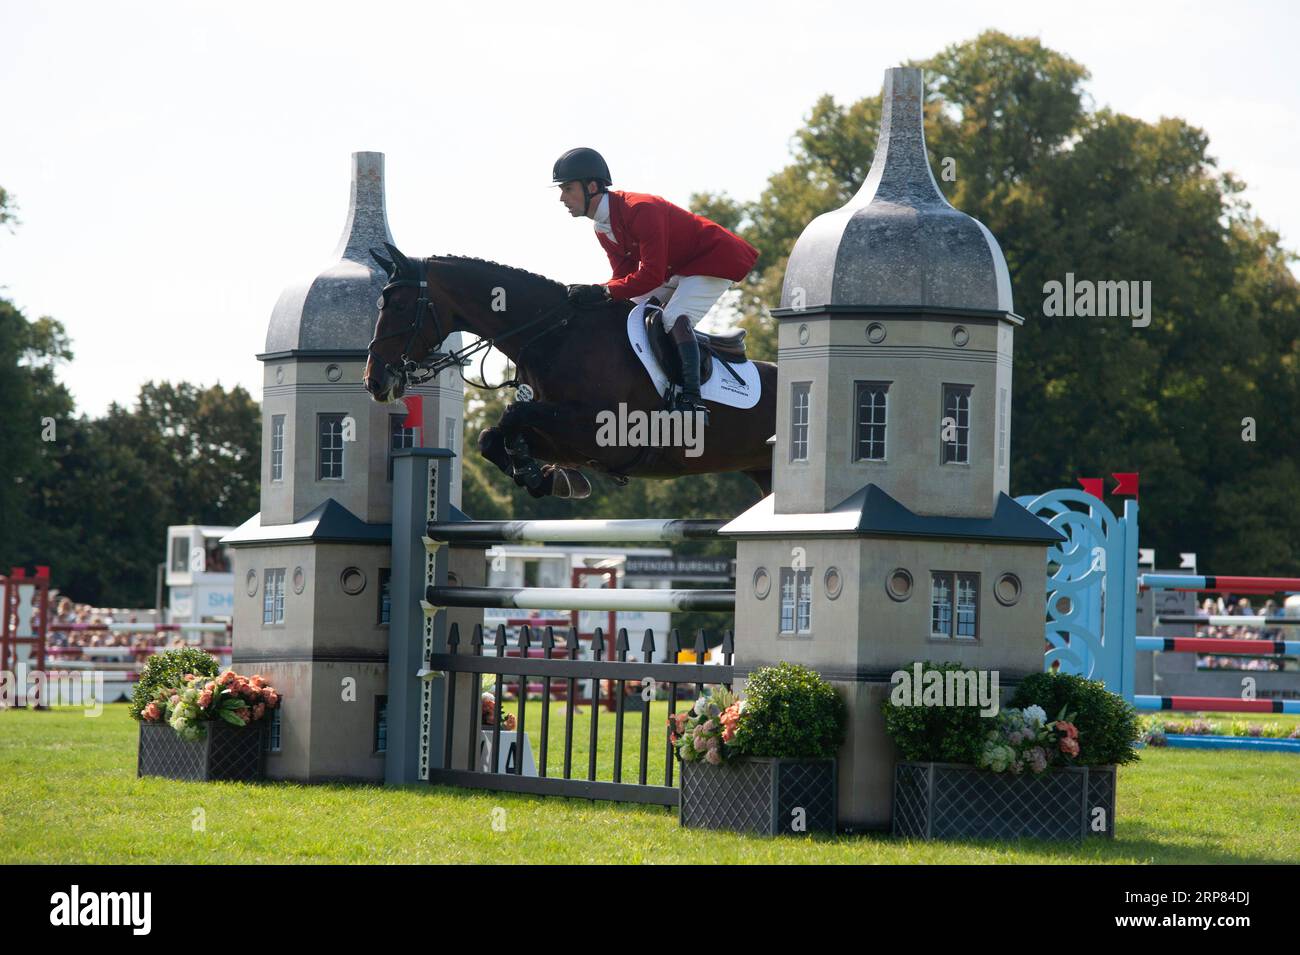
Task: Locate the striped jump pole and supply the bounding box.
[424,585,735,614]
[1140,574,1300,593]
[425,518,726,545]
[1155,615,1300,628]
[1135,636,1300,655]
[1135,695,1300,715]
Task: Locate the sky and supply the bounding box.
[2,0,1298,417]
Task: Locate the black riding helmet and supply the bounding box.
[552,147,611,212]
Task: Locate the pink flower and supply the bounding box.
[693,735,708,752]
[250,675,266,689]
[704,748,722,765]
[205,681,218,693]
[253,702,266,720]
[141,702,162,721]
[1057,721,1079,739]
[218,670,237,686]
[263,689,279,707]
[198,690,213,708]
[1059,737,1080,757]
[234,707,251,723]
[503,713,517,731]
[169,694,180,706]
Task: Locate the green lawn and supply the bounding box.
[1,704,1296,864]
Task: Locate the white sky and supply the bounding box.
[2,0,1297,418]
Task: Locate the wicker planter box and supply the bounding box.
[679,757,836,836]
[893,762,1117,842]
[137,720,266,782]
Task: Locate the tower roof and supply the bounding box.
[264,151,396,355]
[779,67,1014,314]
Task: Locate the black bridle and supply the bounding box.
[366,259,580,391]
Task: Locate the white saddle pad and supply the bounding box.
[626,304,762,410]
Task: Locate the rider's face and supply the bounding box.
[559,180,593,217]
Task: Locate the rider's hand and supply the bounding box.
[566,283,611,306]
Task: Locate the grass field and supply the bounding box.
[1,704,1297,864]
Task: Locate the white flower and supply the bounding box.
[1024,705,1047,725]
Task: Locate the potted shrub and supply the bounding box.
[886,662,1139,841]
[675,662,845,836]
[133,648,282,782]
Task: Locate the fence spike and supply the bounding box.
[615,627,630,654]
[446,622,460,651]
[494,624,508,651]
[640,627,656,657]
[542,626,556,655]
[518,624,531,652]
[470,624,484,650]
[591,627,605,661]
[694,629,708,657]
[721,629,734,657]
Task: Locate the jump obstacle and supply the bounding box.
[1017,490,1300,745]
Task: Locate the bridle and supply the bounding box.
[367,258,582,392]
[366,275,447,387]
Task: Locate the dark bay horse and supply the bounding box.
[363,244,777,499]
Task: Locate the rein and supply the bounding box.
[367,261,575,392]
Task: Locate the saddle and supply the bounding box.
[643,305,748,388]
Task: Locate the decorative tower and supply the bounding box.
[721,68,1062,830]
[224,152,468,782]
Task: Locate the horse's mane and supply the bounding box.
[430,254,567,294]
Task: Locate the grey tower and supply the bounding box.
[224,152,467,782]
[722,68,1061,830]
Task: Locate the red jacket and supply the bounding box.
[596,190,760,301]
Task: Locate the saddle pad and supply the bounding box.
[626,304,762,410]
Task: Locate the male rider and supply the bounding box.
[554,147,759,423]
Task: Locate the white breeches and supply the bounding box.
[630,274,736,329]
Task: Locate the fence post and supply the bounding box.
[388,447,454,785]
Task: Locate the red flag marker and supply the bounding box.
[1078,477,1104,500]
[1111,472,1139,498]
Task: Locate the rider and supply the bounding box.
[554,147,759,422]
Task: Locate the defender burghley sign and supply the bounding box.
[623,557,735,582]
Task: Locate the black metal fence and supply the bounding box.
[426,623,734,806]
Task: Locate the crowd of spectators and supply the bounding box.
[1193,594,1299,672]
[45,597,216,654]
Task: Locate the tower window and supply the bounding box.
[997,388,1008,470]
[790,382,811,462]
[931,571,979,640]
[854,381,889,461]
[271,415,286,482]
[263,568,286,625]
[318,414,345,480]
[779,567,813,634]
[388,415,417,480]
[941,385,972,465]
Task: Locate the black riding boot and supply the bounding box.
[672,337,709,425]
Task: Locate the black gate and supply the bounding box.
[426,623,734,805]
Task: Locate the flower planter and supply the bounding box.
[679,757,836,836]
[892,762,1117,842]
[137,720,266,782]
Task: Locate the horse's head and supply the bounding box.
[364,242,454,402]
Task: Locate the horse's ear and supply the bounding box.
[369,248,395,276]
[383,241,413,277]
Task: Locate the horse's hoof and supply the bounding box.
[547,467,591,500]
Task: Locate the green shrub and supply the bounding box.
[881,661,989,763]
[1010,671,1141,766]
[732,662,846,759]
[129,647,221,720]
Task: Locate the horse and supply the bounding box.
[363,243,777,500]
